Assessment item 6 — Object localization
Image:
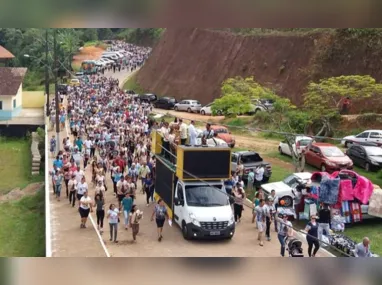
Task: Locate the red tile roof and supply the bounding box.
[0,68,27,95]
[0,45,15,59]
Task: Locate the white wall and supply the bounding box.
[0,83,22,110]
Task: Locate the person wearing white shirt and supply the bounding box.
[255,165,265,190]
[77,176,88,202]
[188,120,197,146]
[79,191,93,229]
[179,119,188,145]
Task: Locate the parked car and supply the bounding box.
[69,78,80,87]
[231,151,272,183]
[154,97,177,110]
[248,99,274,114]
[200,103,213,115]
[57,84,68,95]
[174,100,202,113]
[346,144,382,172]
[304,142,353,173]
[341,130,382,147]
[210,125,235,148]
[261,172,312,208]
[139,93,157,103]
[124,90,135,95]
[278,136,313,157]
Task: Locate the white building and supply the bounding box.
[0,67,27,121]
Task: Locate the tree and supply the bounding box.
[81,29,98,42]
[58,29,80,71]
[304,75,382,136]
[214,76,310,171]
[97,28,113,41]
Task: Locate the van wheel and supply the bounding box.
[201,110,205,115]
[365,163,371,172]
[182,222,191,240]
[187,108,192,113]
[174,106,179,111]
[279,147,283,155]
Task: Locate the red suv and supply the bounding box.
[304,142,353,173]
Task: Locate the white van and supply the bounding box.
[173,180,235,240]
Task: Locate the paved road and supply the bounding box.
[48,69,332,257]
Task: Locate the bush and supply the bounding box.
[377,170,382,180]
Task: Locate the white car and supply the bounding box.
[99,58,113,65]
[200,103,212,115]
[342,130,382,147]
[278,136,313,156]
[261,172,312,207]
[174,100,202,113]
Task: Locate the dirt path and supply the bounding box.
[0,182,44,202]
[72,46,105,68]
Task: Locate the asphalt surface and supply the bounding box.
[48,69,332,257]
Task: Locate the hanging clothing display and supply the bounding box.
[353,175,374,205]
[339,179,354,201]
[350,202,362,223]
[319,177,340,205]
[341,201,352,224]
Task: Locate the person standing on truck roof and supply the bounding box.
[151,199,170,242]
[188,120,197,146]
[179,119,188,145]
[160,122,170,158]
[202,123,214,145]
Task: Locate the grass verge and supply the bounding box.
[0,138,44,194]
[0,189,45,256]
[122,72,146,94]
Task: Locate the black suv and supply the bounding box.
[139,93,157,103]
[154,97,177,109]
[57,84,68,95]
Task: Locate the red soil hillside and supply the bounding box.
[136,28,382,114]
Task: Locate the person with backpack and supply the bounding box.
[151,199,171,242]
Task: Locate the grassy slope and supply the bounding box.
[0,189,45,257]
[0,139,44,194]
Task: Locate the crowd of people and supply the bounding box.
[47,42,374,257]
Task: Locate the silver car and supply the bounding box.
[174,100,202,113]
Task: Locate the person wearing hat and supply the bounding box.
[305,214,320,257]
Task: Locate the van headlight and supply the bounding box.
[228,215,235,226]
[189,213,201,227]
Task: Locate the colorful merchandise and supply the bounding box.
[339,179,354,201]
[319,177,340,205]
[353,175,374,205]
[341,201,352,224]
[349,202,362,223]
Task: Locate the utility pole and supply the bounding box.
[54,29,60,153]
[45,29,50,116]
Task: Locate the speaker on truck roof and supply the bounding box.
[176,146,231,181]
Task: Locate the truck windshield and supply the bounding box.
[240,154,263,163]
[185,185,229,207]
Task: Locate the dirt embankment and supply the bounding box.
[137,28,382,113]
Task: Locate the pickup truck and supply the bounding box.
[231,151,272,183]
